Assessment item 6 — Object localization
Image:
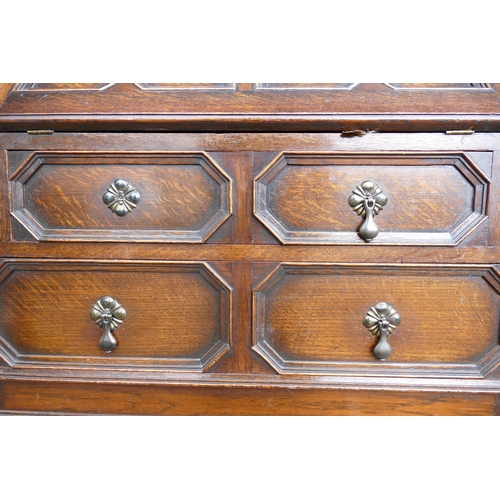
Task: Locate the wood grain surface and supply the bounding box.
[1,90,500,414]
[0,260,231,371]
[9,152,231,242]
[387,83,491,89]
[2,84,500,134]
[253,264,500,377]
[1,242,500,263]
[1,381,496,415]
[2,131,498,156]
[1,132,496,247]
[255,153,488,245]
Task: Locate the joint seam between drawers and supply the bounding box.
[0,381,4,411]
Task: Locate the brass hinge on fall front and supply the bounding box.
[445,130,475,135]
[27,130,54,135]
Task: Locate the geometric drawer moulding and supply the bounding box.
[0,260,232,373]
[385,83,491,90]
[9,151,232,243]
[12,83,116,91]
[135,83,236,90]
[253,263,500,379]
[256,83,358,90]
[254,152,490,245]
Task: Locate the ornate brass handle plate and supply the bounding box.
[348,180,387,241]
[363,302,401,361]
[103,179,141,217]
[90,296,127,352]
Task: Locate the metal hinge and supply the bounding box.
[445,130,475,135]
[340,129,376,137]
[27,130,54,135]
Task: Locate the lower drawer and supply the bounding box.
[253,263,500,378]
[0,260,232,372]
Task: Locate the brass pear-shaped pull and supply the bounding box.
[363,302,401,361]
[90,296,127,353]
[348,180,388,241]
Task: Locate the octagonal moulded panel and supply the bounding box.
[256,83,358,90]
[135,83,236,90]
[0,260,232,373]
[10,151,232,242]
[253,263,500,378]
[12,83,116,91]
[254,152,490,245]
[385,83,491,90]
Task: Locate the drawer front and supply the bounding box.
[9,151,232,242]
[254,152,490,245]
[253,264,500,377]
[0,260,231,372]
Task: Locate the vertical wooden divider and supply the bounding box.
[231,152,253,372]
[232,261,252,373]
[234,151,253,245]
[0,149,10,242]
[488,149,500,246]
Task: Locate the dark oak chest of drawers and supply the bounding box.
[1,83,500,415]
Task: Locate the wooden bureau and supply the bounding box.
[1,83,500,415]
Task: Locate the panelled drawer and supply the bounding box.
[253,263,500,378]
[0,260,232,372]
[8,151,232,242]
[254,152,491,245]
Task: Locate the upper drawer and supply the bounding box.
[9,151,232,242]
[254,152,491,245]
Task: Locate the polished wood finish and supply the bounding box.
[10,151,231,242]
[1,131,498,248]
[1,381,496,416]
[254,264,500,377]
[257,83,358,89]
[387,83,491,89]
[255,152,489,245]
[1,242,500,263]
[2,83,500,132]
[1,86,500,415]
[0,260,231,372]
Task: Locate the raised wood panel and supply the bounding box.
[13,83,236,92]
[254,152,490,245]
[2,381,495,415]
[135,83,235,90]
[0,260,232,372]
[15,83,489,93]
[13,83,115,92]
[253,264,500,377]
[9,152,232,242]
[386,83,491,90]
[257,83,357,90]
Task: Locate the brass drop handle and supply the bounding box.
[363,302,401,361]
[103,179,141,217]
[348,180,388,241]
[90,296,127,353]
